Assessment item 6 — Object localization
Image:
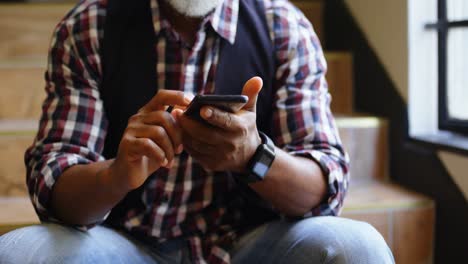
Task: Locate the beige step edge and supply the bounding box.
[343,181,434,213]
[0,120,38,136]
[0,60,45,69]
[0,2,75,6]
[325,51,353,60]
[335,115,387,128]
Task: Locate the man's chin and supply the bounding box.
[165,0,222,18]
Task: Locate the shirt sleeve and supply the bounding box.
[267,0,350,216]
[24,2,108,226]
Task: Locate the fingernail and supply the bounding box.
[172,109,183,119]
[203,108,213,118]
[162,158,168,166]
[185,93,195,103]
[176,145,184,154]
[167,159,175,168]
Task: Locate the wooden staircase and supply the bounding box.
[299,1,435,263]
[0,1,435,264]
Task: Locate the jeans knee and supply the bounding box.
[343,220,395,264]
[0,224,84,264]
[282,217,394,264]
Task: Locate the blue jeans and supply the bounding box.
[0,217,394,264]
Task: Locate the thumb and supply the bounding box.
[242,76,263,112]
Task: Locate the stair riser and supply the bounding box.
[338,121,389,183]
[0,135,34,196]
[0,4,72,63]
[0,68,45,120]
[292,1,324,41]
[326,53,354,114]
[343,205,435,264]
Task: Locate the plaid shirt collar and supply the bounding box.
[151,0,239,44]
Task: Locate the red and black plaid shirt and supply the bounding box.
[25,0,349,263]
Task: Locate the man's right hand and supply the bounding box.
[107,90,190,194]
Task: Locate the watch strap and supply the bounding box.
[243,131,276,183]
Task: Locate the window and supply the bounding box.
[426,0,468,134]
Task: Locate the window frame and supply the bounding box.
[425,0,468,135]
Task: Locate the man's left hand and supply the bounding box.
[178,77,264,173]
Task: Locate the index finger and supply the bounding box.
[140,90,191,113]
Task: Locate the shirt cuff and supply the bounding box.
[29,152,108,230]
[288,149,349,217]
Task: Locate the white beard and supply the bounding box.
[165,0,222,17]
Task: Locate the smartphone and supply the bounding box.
[184,94,248,123]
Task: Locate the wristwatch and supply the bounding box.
[243,131,276,183]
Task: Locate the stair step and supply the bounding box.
[291,0,324,41]
[336,115,388,183]
[0,120,37,197]
[0,3,73,64]
[342,181,435,264]
[325,52,354,114]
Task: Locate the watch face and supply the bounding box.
[253,162,269,177]
[251,145,275,178]
[246,133,276,182]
